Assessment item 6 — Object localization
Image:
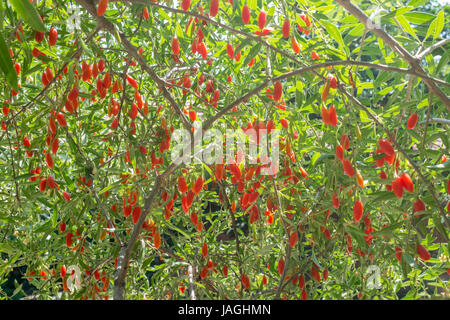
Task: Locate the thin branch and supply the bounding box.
[417,38,450,59]
[418,118,450,126]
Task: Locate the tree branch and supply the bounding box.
[335,0,450,112]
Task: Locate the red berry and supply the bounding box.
[407,113,418,129]
[336,144,344,162]
[242,5,250,25]
[49,27,58,46]
[416,244,430,261]
[202,242,208,258]
[181,0,191,11]
[273,81,282,101]
[392,178,404,198]
[226,43,234,59]
[353,200,363,222]
[142,7,149,20]
[379,139,395,157]
[258,10,266,30]
[342,158,355,177]
[62,192,71,202]
[278,258,285,275]
[289,232,298,248]
[66,232,73,248]
[172,37,180,56]
[413,199,426,213]
[56,113,67,127]
[97,0,108,16]
[400,173,414,193]
[332,193,340,209]
[282,18,290,38]
[395,247,402,262]
[209,0,219,17]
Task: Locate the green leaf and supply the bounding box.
[233,37,252,58]
[0,34,18,90]
[248,0,257,11]
[0,242,15,254]
[321,20,347,55]
[403,12,435,25]
[396,15,418,40]
[424,17,437,42]
[434,10,444,40]
[8,0,46,32]
[243,43,261,66]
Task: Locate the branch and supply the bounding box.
[418,118,450,126]
[417,38,450,59]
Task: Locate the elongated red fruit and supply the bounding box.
[353,200,363,222]
[142,7,149,20]
[332,193,340,209]
[379,139,395,157]
[341,134,350,150]
[66,232,73,248]
[258,10,266,30]
[400,173,414,193]
[328,105,337,127]
[413,199,425,212]
[39,178,47,192]
[181,0,191,11]
[97,0,108,16]
[416,244,430,261]
[46,152,53,169]
[291,36,300,53]
[273,81,282,101]
[241,273,250,289]
[392,178,404,198]
[62,191,71,202]
[342,158,355,177]
[98,59,105,72]
[278,259,285,275]
[49,27,58,46]
[132,206,141,224]
[336,144,344,162]
[282,18,290,38]
[407,113,418,129]
[209,0,219,17]
[447,179,450,195]
[202,242,208,258]
[172,37,180,56]
[56,113,67,127]
[321,105,330,125]
[289,232,298,248]
[280,118,288,129]
[23,136,31,148]
[154,230,161,249]
[126,76,138,89]
[193,176,204,195]
[242,5,250,25]
[178,175,188,193]
[395,247,402,262]
[215,163,224,181]
[226,43,234,59]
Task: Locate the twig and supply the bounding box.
[417,39,450,59]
